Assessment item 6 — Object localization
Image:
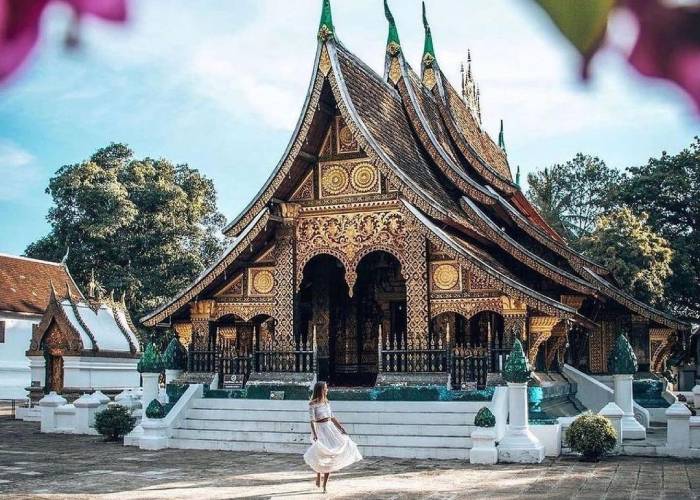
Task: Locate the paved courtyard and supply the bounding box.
[1,412,699,500]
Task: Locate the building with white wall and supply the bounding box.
[0,254,82,400]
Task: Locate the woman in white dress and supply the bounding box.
[303,381,362,493]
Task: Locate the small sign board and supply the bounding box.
[270,391,285,400]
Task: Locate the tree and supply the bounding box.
[25,143,226,327]
[580,208,673,306]
[616,138,700,319]
[527,154,622,249]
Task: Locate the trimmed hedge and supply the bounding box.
[95,405,136,441]
[566,413,617,461]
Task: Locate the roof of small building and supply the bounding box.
[0,253,83,315]
[28,287,140,356]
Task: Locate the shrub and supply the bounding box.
[474,407,496,427]
[566,413,617,461]
[145,399,166,419]
[95,405,136,441]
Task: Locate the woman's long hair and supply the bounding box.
[309,381,328,405]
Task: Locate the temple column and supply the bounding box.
[527,317,560,368]
[272,204,298,351]
[404,233,429,349]
[190,300,215,350]
[501,296,526,349]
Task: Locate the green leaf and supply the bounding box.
[534,0,616,56]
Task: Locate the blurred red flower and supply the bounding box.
[626,0,700,111]
[0,0,127,82]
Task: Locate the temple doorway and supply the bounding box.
[298,251,406,386]
[45,352,64,393]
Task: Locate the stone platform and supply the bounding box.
[1,413,699,499]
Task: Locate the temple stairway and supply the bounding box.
[168,398,482,459]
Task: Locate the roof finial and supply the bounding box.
[88,269,96,299]
[49,279,57,299]
[60,245,69,264]
[65,282,73,301]
[384,0,400,55]
[422,2,435,67]
[515,165,521,188]
[498,119,507,153]
[318,0,335,41]
[467,49,472,78]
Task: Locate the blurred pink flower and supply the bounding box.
[625,0,700,111]
[0,0,127,83]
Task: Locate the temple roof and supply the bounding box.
[143,1,690,333]
[0,253,83,315]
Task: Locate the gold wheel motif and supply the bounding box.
[338,126,354,149]
[253,270,274,295]
[351,163,377,192]
[322,165,350,195]
[433,264,459,290]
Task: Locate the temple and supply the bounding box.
[142,0,690,390]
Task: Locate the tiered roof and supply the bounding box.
[143,1,689,333]
[28,284,140,355]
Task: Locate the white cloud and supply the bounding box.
[0,141,41,200]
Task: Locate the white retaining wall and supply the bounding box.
[562,364,650,428]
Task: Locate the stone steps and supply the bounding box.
[169,397,477,460]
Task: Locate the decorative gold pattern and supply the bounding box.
[430,297,503,320]
[289,170,314,202]
[320,160,380,199]
[272,225,295,348]
[249,268,275,296]
[388,57,401,85]
[431,262,460,291]
[561,295,585,310]
[319,44,331,76]
[468,270,493,292]
[336,117,359,153]
[296,209,408,292]
[351,163,377,192]
[322,164,350,195]
[649,327,673,372]
[423,67,436,90]
[528,316,561,366]
[214,301,274,322]
[173,322,192,348]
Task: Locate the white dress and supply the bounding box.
[303,402,362,473]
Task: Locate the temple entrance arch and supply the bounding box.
[430,309,504,389]
[298,251,406,386]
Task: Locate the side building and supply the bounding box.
[0,254,81,400]
[26,279,141,398]
[142,1,690,389]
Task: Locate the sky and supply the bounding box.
[0,0,697,256]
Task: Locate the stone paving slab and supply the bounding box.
[0,416,698,500]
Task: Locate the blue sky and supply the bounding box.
[0,0,697,256]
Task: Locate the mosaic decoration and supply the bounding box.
[430,296,503,320]
[404,231,430,347]
[215,273,243,298]
[468,270,492,292]
[319,44,331,76]
[272,224,296,349]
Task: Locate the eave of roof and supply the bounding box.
[401,198,597,330]
[142,207,271,326]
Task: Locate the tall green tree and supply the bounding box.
[616,138,700,319]
[26,143,226,323]
[580,208,673,306]
[527,153,622,249]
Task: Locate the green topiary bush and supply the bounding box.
[474,407,496,427]
[566,413,617,461]
[145,399,166,419]
[94,405,136,441]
